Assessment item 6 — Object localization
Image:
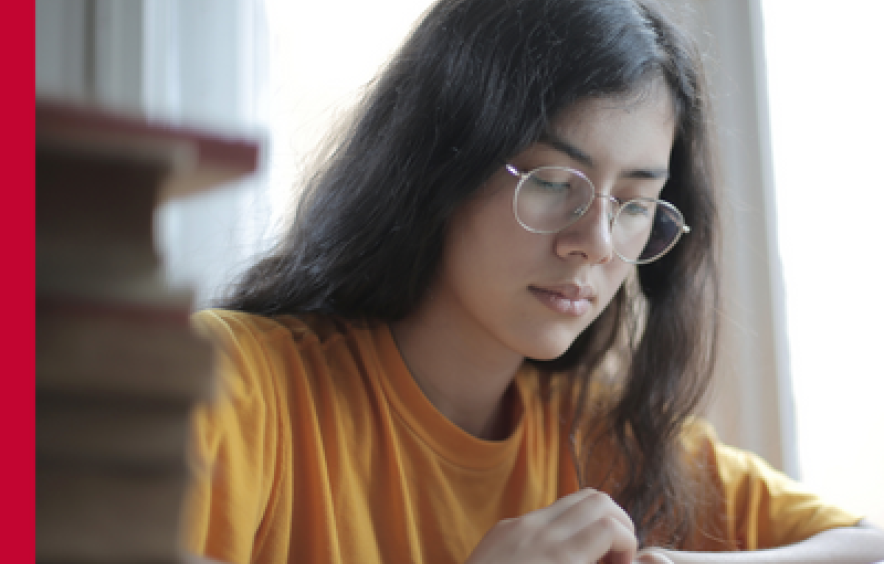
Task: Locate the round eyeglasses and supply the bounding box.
[506,164,690,265]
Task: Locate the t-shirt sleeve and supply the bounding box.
[182,310,287,564]
[682,419,863,550]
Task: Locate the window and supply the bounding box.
[263,0,437,229]
[763,1,884,524]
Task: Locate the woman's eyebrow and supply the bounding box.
[538,131,670,180]
[538,131,594,167]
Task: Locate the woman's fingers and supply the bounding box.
[465,489,638,564]
[634,548,676,564]
[549,489,635,537]
[564,513,637,564]
[534,487,600,522]
[181,555,230,564]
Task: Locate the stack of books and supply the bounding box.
[35,101,258,563]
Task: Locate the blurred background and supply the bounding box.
[36,0,883,524]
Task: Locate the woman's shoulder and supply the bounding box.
[190,309,386,399]
[192,308,356,348]
[675,416,864,550]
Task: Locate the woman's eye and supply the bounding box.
[529,177,570,192]
[622,201,652,216]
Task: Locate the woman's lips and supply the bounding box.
[529,285,595,317]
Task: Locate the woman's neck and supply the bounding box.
[390,298,525,441]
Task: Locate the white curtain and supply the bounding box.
[666,0,798,477]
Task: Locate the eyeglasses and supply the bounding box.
[506,164,690,265]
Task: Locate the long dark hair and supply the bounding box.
[222,0,720,548]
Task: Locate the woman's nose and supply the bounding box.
[554,196,615,264]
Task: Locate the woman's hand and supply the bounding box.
[634,549,676,564]
[181,554,229,564]
[465,488,637,564]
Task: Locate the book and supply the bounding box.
[36,299,214,403]
[36,466,188,563]
[37,397,194,467]
[35,99,258,563]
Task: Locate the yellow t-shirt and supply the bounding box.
[183,309,861,564]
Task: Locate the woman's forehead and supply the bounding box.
[551,83,677,139]
[525,88,676,172]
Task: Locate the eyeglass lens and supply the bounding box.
[514,168,684,263]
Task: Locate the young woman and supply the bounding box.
[183,0,884,562]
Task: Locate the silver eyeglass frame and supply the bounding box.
[505,163,691,265]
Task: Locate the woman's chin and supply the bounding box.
[518,333,579,362]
